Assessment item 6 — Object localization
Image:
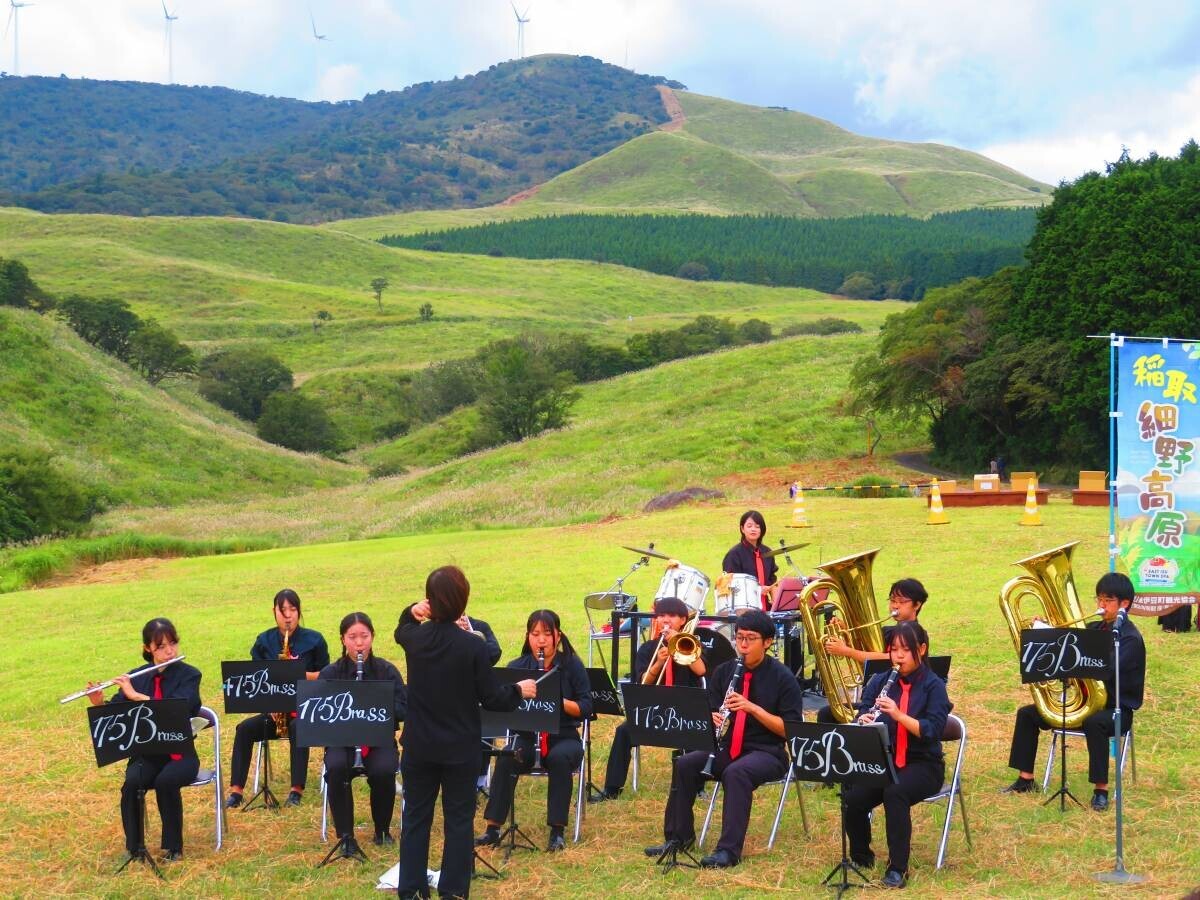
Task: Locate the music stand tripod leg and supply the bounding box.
[315,775,368,868]
[243,738,280,812]
[820,785,868,897]
[116,789,165,879]
[496,768,536,859]
[1042,679,1081,810]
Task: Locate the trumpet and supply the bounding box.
[59,655,187,704]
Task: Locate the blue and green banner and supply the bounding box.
[1115,339,1200,614]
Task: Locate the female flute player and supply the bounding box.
[87,617,202,863]
[226,588,330,808]
[394,566,536,899]
[843,620,950,889]
[475,609,594,852]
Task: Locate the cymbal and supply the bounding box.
[764,542,809,558]
[622,544,670,561]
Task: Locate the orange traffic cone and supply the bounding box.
[788,482,812,528]
[1019,477,1043,526]
[927,478,949,525]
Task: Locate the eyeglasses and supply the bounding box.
[734,633,763,644]
[889,595,914,605]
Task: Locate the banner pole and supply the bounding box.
[1108,333,1119,572]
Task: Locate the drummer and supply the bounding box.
[720,510,778,610]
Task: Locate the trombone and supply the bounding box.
[642,614,702,684]
[59,655,187,704]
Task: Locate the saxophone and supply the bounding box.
[271,627,292,739]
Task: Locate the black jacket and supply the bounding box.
[395,613,501,666]
[108,660,203,756]
[707,654,803,760]
[395,605,522,763]
[1093,616,1146,711]
[251,625,331,673]
[858,664,950,764]
[723,540,778,586]
[319,655,408,728]
[507,651,593,736]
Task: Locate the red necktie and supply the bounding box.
[753,548,765,587]
[728,671,752,759]
[153,675,183,761]
[665,659,674,686]
[893,681,912,768]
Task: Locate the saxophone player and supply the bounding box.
[226,589,330,809]
[644,610,803,869]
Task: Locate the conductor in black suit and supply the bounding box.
[394,566,536,900]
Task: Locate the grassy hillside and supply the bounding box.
[6,499,1199,896]
[98,334,926,546]
[0,207,900,381]
[0,306,357,507]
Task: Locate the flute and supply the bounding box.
[59,655,187,704]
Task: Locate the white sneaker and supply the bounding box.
[426,869,440,889]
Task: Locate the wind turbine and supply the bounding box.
[162,1,178,85]
[510,2,530,59]
[310,9,329,43]
[4,0,32,76]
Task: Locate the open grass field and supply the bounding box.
[94,334,928,547]
[7,497,1197,898]
[0,207,899,383]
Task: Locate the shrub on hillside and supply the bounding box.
[57,296,141,361]
[676,261,710,281]
[837,272,879,299]
[0,258,53,312]
[474,338,580,442]
[129,319,197,385]
[737,318,772,344]
[198,348,293,421]
[256,391,343,454]
[0,449,101,544]
[782,317,864,336]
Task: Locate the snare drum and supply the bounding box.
[715,572,764,615]
[655,564,710,614]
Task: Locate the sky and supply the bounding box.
[2,0,1198,185]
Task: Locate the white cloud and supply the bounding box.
[314,63,364,103]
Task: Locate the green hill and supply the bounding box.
[0,306,357,507]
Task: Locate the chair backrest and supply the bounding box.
[941,714,963,743]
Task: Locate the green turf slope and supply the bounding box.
[0,306,357,506]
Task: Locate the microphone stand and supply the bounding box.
[1094,608,1144,883]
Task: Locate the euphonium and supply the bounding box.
[999,541,1107,728]
[271,627,292,739]
[797,548,885,723]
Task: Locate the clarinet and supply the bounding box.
[702,654,746,778]
[855,664,901,725]
[351,651,365,770]
[533,648,546,768]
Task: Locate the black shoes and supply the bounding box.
[882,868,906,888]
[225,792,244,809]
[341,837,365,859]
[643,837,693,858]
[474,826,501,847]
[1002,777,1035,794]
[547,827,566,852]
[699,849,738,869]
[1091,790,1110,812]
[285,790,302,807]
[588,787,621,803]
[851,851,876,869]
[373,830,395,846]
[160,849,183,863]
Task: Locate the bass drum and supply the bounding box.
[692,626,736,672]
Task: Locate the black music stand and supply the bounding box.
[221,659,305,812]
[473,744,512,878]
[493,743,538,860]
[786,721,895,898]
[1018,627,1112,813]
[116,789,164,879]
[585,667,624,799]
[242,737,281,812]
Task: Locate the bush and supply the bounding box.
[0,449,101,544]
[838,475,910,499]
[0,257,52,311]
[57,295,141,360]
[256,391,342,453]
[782,317,864,336]
[837,271,879,299]
[198,347,293,421]
[676,260,710,281]
[737,318,772,344]
[129,319,197,385]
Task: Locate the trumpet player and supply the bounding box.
[226,589,330,810]
[591,598,707,803]
[645,610,803,869]
[1003,572,1146,811]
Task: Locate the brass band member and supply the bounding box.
[843,621,950,889]
[1003,572,1146,811]
[320,612,408,855]
[721,510,778,606]
[87,618,202,863]
[226,589,330,809]
[591,597,707,802]
[395,566,535,900]
[645,609,803,869]
[476,609,594,853]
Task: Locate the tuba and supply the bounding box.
[271,628,292,739]
[797,548,885,723]
[999,541,1107,728]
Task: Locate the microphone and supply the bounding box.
[1111,605,1129,636]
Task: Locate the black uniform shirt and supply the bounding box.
[251,625,331,673]
[707,654,802,761]
[395,613,501,666]
[723,540,779,587]
[1092,616,1146,711]
[858,664,950,764]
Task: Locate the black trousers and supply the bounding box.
[397,754,478,899]
[484,732,582,827]
[120,753,200,854]
[228,714,312,791]
[1158,606,1192,631]
[324,742,399,839]
[603,722,635,792]
[843,756,943,874]
[663,746,786,860]
[1008,703,1133,785]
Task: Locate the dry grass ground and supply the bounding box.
[5,497,1197,898]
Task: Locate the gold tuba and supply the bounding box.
[271,628,292,739]
[999,541,1107,728]
[798,548,885,723]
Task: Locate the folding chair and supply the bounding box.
[920,712,971,869]
[698,749,810,852]
[583,592,636,668]
[186,706,227,851]
[512,719,590,843]
[1040,723,1136,792]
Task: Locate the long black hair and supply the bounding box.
[333,611,385,678]
[520,609,577,661]
[141,618,179,662]
[888,620,930,664]
[273,588,303,618]
[739,509,767,547]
